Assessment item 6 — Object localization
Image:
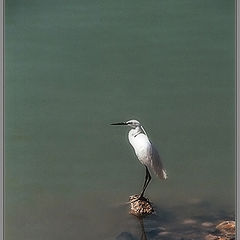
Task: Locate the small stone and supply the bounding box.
[182,219,197,224]
[158,226,166,231]
[202,222,214,227]
[158,231,171,236]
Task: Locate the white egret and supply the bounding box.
[111,119,167,199]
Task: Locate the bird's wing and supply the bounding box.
[150,144,167,180]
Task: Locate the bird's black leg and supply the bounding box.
[141,165,148,193]
[139,166,151,199]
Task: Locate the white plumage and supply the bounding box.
[111,119,167,199]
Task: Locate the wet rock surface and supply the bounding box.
[205,221,235,240]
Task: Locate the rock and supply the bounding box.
[205,221,235,240]
[129,195,154,217]
[216,221,235,236]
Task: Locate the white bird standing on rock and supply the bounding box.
[111,119,167,200]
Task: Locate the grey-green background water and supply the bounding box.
[5,0,235,239]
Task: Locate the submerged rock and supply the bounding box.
[182,219,197,225]
[205,221,235,240]
[116,232,137,240]
[205,234,226,240]
[202,222,215,228]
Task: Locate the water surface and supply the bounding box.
[5,0,235,239]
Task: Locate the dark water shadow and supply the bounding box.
[116,200,235,240]
[116,216,147,240]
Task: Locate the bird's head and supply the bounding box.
[126,120,141,128]
[111,119,141,129]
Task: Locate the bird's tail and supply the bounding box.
[150,144,167,180]
[156,168,167,180]
[162,169,168,179]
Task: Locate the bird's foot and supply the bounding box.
[137,194,149,202]
[130,194,149,203]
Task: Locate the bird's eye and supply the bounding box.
[128,122,132,124]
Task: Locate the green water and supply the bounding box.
[5,0,235,239]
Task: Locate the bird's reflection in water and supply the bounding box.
[138,217,147,240]
[115,216,148,240]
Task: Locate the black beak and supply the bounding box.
[110,122,127,125]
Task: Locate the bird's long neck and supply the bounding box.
[128,126,148,149]
[131,126,146,137]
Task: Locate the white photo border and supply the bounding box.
[236,0,239,239]
[0,0,3,239]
